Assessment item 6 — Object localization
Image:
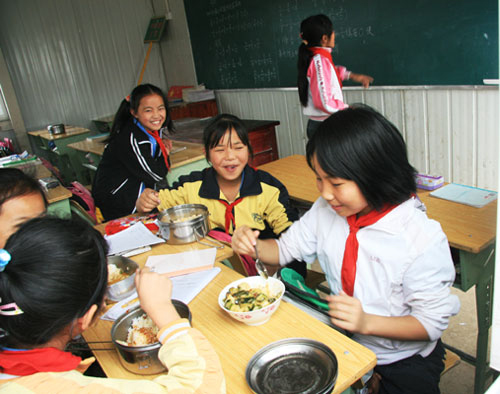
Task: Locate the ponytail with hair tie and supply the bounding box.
[0,249,24,316]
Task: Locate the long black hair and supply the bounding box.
[0,217,108,348]
[306,105,417,210]
[0,168,47,211]
[108,84,174,142]
[203,114,253,162]
[297,14,334,107]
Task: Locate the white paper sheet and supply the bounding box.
[105,222,165,256]
[101,267,221,321]
[145,248,216,277]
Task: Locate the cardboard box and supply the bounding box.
[416,173,444,190]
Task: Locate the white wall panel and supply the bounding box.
[216,86,498,190]
[450,90,477,186]
[477,89,499,189]
[427,90,453,181]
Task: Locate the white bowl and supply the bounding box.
[218,276,285,326]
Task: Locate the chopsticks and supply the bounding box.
[67,340,115,352]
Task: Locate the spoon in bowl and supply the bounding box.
[254,244,269,279]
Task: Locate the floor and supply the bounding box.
[440,287,494,394]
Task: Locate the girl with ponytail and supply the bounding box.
[297,14,373,139]
[92,84,174,221]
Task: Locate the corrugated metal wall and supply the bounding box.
[0,0,167,132]
[216,86,499,190]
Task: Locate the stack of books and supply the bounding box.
[182,84,215,103]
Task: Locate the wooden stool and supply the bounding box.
[442,349,461,376]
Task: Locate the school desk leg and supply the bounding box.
[472,246,495,394]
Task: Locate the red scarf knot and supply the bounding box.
[145,129,170,171]
[218,198,244,234]
[341,205,397,296]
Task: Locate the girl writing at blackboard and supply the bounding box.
[232,105,459,394]
[298,14,373,139]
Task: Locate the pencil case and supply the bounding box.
[416,173,444,190]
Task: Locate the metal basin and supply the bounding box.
[111,301,192,375]
[246,338,338,394]
[157,204,209,244]
[106,256,139,302]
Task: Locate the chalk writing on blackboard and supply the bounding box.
[336,26,375,39]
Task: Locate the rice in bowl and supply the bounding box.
[122,314,159,346]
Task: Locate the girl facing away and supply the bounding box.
[0,168,47,248]
[92,83,174,221]
[136,113,306,277]
[298,14,373,139]
[232,105,460,394]
[0,217,225,393]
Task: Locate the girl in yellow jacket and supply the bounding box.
[136,114,306,277]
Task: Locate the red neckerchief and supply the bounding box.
[145,129,170,171]
[341,205,397,296]
[0,347,82,376]
[218,198,244,233]
[308,47,343,88]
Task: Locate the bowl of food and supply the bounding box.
[218,276,285,326]
[111,301,192,375]
[157,204,209,244]
[107,256,139,302]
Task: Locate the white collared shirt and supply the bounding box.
[278,197,460,365]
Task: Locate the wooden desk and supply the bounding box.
[84,256,376,393]
[67,139,208,185]
[259,154,497,394]
[22,162,72,218]
[27,126,92,184]
[28,125,91,141]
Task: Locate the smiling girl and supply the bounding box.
[136,114,305,277]
[92,84,174,221]
[232,106,459,394]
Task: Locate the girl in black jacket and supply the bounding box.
[92,84,174,221]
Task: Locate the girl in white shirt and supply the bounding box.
[232,105,459,394]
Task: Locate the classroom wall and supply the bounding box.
[0,0,497,191]
[0,0,168,133]
[216,86,499,190]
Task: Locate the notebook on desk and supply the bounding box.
[430,183,498,208]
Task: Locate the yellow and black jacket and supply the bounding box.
[158,165,298,239]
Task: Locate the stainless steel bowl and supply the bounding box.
[111,301,192,375]
[157,204,209,244]
[107,256,139,302]
[47,123,66,135]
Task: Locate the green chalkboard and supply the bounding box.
[184,0,498,88]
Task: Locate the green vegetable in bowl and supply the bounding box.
[223,283,281,312]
